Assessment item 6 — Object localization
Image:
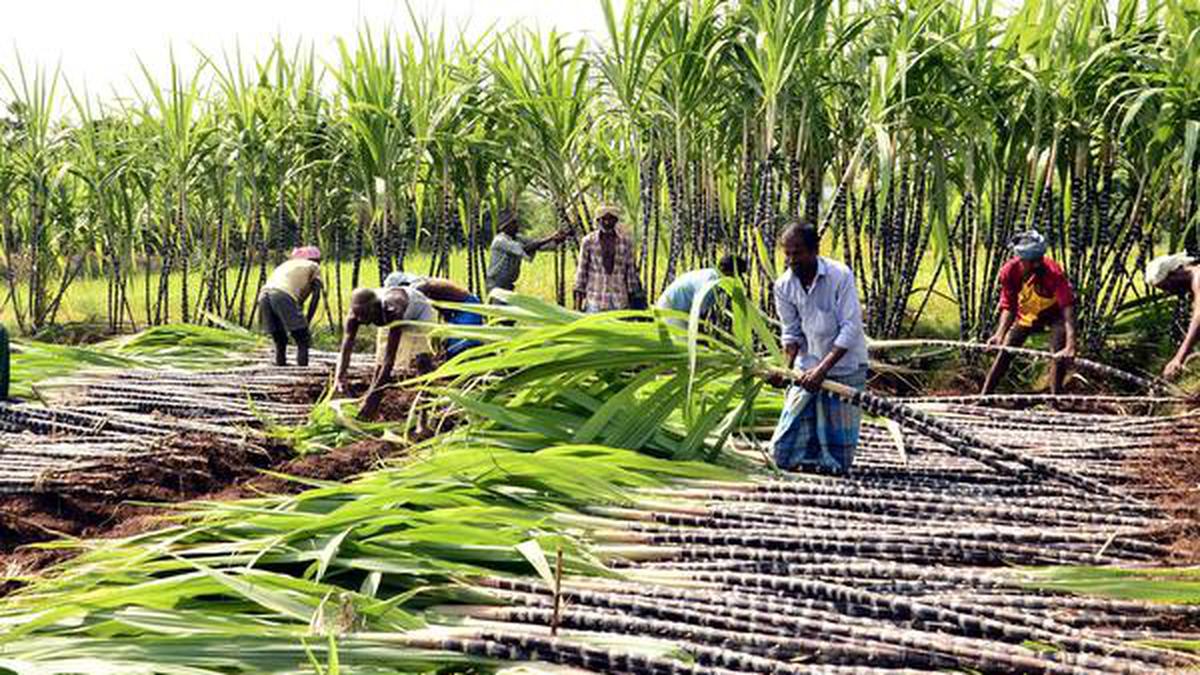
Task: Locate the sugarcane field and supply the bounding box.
[3,0,1200,673]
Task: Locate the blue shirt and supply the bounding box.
[657,269,721,314]
[774,258,868,378]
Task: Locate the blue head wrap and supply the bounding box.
[1011,231,1047,260]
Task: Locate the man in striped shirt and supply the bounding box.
[573,205,644,312]
[485,209,567,296]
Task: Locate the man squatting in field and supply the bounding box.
[385,272,485,358]
[1145,252,1200,379]
[335,284,436,419]
[767,223,869,475]
[574,205,646,312]
[980,231,1078,395]
[259,246,323,367]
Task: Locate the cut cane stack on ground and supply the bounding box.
[0,350,374,495]
[432,429,1193,673]
[1,388,1197,672]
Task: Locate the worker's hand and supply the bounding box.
[334,376,351,396]
[1053,344,1076,362]
[1164,356,1186,380]
[765,369,792,388]
[986,332,1005,348]
[413,353,436,376]
[797,367,828,393]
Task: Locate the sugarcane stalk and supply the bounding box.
[865,338,1172,393]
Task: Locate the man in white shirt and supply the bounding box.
[767,223,869,475]
[334,285,435,419]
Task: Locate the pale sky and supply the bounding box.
[1,1,618,102]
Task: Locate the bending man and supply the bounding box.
[768,224,869,476]
[385,272,484,358]
[657,254,748,321]
[259,246,323,367]
[335,285,436,419]
[1145,252,1200,379]
[981,231,1077,395]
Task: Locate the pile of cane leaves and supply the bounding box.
[9,322,262,398]
[0,444,738,673]
[407,285,783,462]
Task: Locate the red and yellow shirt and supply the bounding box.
[997,257,1074,327]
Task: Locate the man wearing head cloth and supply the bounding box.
[980,231,1077,395]
[384,272,485,358]
[259,246,323,367]
[1145,252,1200,379]
[574,204,645,312]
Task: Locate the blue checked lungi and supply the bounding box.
[445,294,484,357]
[771,366,868,474]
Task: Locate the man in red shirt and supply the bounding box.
[981,231,1077,395]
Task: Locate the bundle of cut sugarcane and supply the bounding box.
[0,349,380,495]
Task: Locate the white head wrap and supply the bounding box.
[384,271,425,289]
[1144,253,1195,287]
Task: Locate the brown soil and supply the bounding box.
[1130,424,1200,562]
[0,386,421,593]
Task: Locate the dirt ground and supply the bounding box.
[0,386,419,594]
[1132,426,1200,562]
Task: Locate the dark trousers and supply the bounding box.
[982,310,1068,394]
[258,290,311,366]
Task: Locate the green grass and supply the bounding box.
[1,238,964,339]
[1019,566,1200,604]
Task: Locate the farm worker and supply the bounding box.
[1145,252,1200,379]
[766,223,869,476]
[573,205,646,312]
[485,208,568,296]
[656,254,748,323]
[980,231,1077,395]
[386,273,484,358]
[258,246,323,367]
[335,285,436,419]
[0,322,10,401]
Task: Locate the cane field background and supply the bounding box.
[0,0,1195,367]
